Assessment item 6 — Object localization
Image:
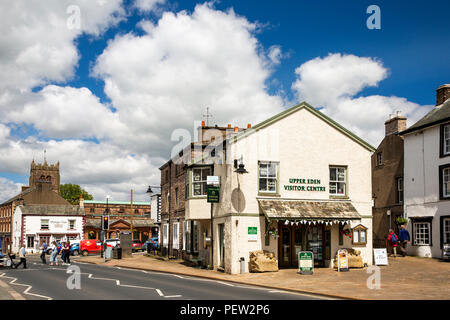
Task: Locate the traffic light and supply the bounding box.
[102,215,109,230]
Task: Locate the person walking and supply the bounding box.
[49,241,58,266]
[63,241,71,265]
[40,240,47,264]
[14,245,27,269]
[388,229,399,257]
[60,241,66,264]
[398,225,410,257]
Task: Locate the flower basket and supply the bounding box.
[340,229,352,239]
[396,217,408,225]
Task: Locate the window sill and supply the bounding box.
[329,195,349,200]
[352,243,367,246]
[257,193,280,197]
[188,196,207,200]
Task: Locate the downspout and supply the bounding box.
[168,161,171,258]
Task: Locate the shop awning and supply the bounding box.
[258,199,361,221]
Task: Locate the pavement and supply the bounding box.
[76,253,450,300]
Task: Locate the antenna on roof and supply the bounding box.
[203,107,213,126]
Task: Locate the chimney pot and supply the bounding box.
[234,126,239,133]
[201,120,205,127]
[436,84,450,106]
[247,123,251,129]
[227,124,232,129]
[385,112,407,136]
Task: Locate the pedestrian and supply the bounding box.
[14,245,27,269]
[63,241,71,265]
[388,229,399,257]
[398,225,410,257]
[40,240,47,264]
[49,241,58,266]
[60,241,66,264]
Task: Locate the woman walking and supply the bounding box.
[63,241,71,265]
[49,241,58,266]
[60,241,66,264]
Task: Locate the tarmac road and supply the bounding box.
[0,254,332,300]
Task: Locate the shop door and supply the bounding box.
[218,223,225,268]
[278,225,292,267]
[291,227,303,266]
[306,225,325,267]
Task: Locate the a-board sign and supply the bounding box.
[207,186,220,203]
[248,227,257,241]
[373,248,388,265]
[298,251,314,275]
[337,249,349,272]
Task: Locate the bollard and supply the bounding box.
[240,257,245,274]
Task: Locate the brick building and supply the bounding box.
[82,199,154,241]
[372,112,406,248]
[0,160,66,253]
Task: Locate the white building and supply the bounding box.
[150,193,161,241]
[400,84,450,258]
[181,102,375,274]
[12,204,84,253]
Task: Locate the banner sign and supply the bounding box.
[373,248,388,265]
[207,186,220,203]
[298,251,314,275]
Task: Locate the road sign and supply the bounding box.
[373,248,388,265]
[207,185,220,203]
[298,251,314,275]
[207,175,220,186]
[337,249,349,272]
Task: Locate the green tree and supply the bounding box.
[60,184,93,205]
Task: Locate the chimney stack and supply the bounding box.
[385,111,407,136]
[436,84,450,106]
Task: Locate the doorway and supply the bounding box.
[278,222,303,268]
[218,223,225,268]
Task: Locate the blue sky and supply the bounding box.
[0,0,448,201]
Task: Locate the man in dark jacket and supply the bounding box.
[399,225,410,257]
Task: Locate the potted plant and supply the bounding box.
[396,217,408,226]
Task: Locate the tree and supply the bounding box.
[60,184,93,205]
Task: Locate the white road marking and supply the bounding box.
[156,289,164,296]
[0,273,52,300]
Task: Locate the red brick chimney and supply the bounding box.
[385,111,407,136]
[436,84,450,106]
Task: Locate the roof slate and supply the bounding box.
[258,199,361,220]
[19,205,84,216]
[400,99,450,135]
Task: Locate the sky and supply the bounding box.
[0,0,449,202]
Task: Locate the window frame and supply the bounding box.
[68,219,76,230]
[27,236,35,248]
[40,219,49,230]
[162,224,168,248]
[258,161,279,195]
[440,215,450,248]
[440,123,450,158]
[329,166,347,197]
[412,218,432,246]
[397,177,404,204]
[439,164,450,200]
[377,152,383,166]
[191,166,211,197]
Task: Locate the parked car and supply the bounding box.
[105,239,120,248]
[142,237,159,251]
[70,243,80,256]
[80,239,103,256]
[132,239,143,252]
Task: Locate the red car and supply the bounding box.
[132,240,143,252]
[80,239,103,256]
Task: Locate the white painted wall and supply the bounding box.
[404,125,450,258]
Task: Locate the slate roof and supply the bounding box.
[400,98,450,135]
[19,204,84,215]
[258,199,361,220]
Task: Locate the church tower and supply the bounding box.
[29,160,61,194]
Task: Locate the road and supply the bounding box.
[0,254,332,300]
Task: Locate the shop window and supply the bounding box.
[439,164,450,200]
[27,236,34,248]
[258,161,278,193]
[352,225,368,245]
[41,219,49,230]
[192,167,211,196]
[413,220,431,246]
[329,166,347,196]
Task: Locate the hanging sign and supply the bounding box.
[337,249,349,272]
[298,251,314,275]
[373,248,388,265]
[207,186,220,203]
[207,176,220,186]
[248,227,258,241]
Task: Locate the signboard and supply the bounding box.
[337,249,349,272]
[284,178,326,192]
[248,227,257,241]
[373,248,388,265]
[207,176,220,186]
[298,251,314,275]
[207,186,220,203]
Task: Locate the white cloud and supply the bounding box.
[292,53,433,146]
[0,178,22,203]
[268,45,283,65]
[93,3,284,155]
[135,0,166,12]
